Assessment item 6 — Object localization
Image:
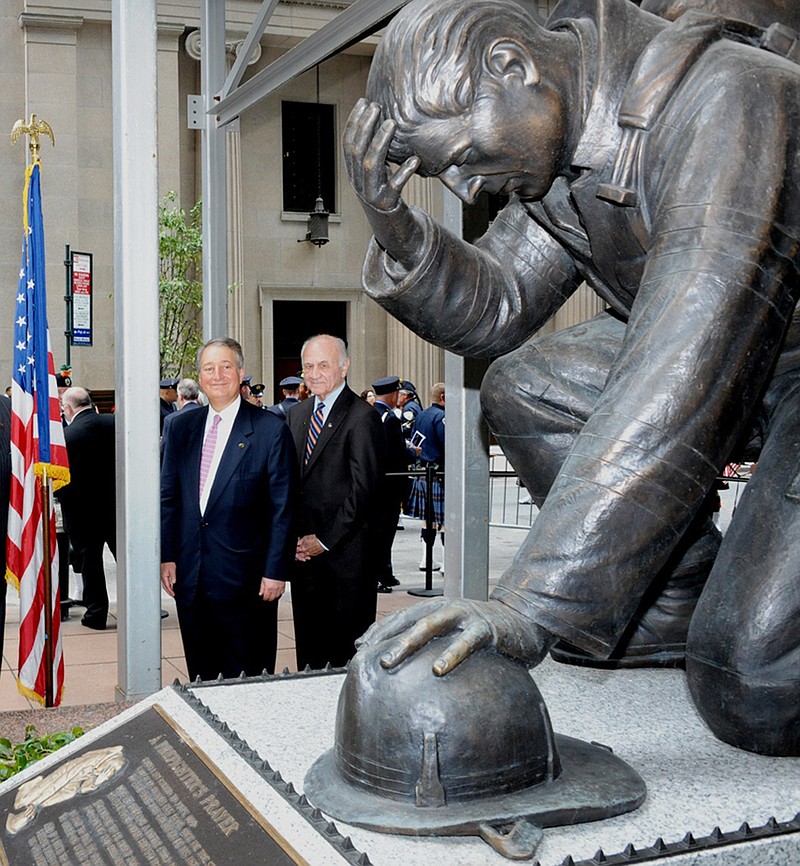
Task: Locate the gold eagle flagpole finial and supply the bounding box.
[11,114,55,164]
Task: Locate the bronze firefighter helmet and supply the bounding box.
[305,638,646,860]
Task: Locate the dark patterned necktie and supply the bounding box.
[305,402,325,464]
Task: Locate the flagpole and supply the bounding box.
[10,113,66,708]
[40,467,54,707]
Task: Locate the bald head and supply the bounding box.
[61,386,93,423]
[301,334,351,402]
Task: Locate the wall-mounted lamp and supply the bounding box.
[302,195,329,246]
[299,64,330,248]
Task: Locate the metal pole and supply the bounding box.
[444,352,490,601]
[423,463,435,587]
[63,244,72,369]
[408,464,443,598]
[40,472,54,707]
[112,0,162,700]
[212,0,408,126]
[440,187,491,601]
[201,0,229,339]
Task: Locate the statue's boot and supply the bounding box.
[550,521,722,669]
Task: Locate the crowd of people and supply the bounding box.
[0,335,446,682]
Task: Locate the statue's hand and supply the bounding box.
[343,98,424,265]
[344,98,419,211]
[357,597,551,676]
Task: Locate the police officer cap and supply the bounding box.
[160,377,179,389]
[280,376,303,388]
[250,383,266,396]
[400,380,417,393]
[56,374,72,388]
[241,375,252,386]
[372,375,401,395]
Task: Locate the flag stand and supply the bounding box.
[40,468,55,707]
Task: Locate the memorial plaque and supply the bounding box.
[0,705,308,866]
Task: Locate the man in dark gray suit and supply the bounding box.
[56,387,116,630]
[288,335,386,670]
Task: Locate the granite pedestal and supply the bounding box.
[1,659,797,865]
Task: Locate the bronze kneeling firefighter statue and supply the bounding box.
[344,0,800,757]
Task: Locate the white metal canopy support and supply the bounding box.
[212,0,408,126]
[220,0,281,97]
[441,190,491,601]
[201,1,229,339]
[112,0,162,700]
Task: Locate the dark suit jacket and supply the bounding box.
[161,399,296,604]
[56,408,116,542]
[159,397,176,434]
[160,400,201,456]
[266,397,299,420]
[374,399,411,498]
[287,386,385,557]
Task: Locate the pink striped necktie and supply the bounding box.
[199,413,222,497]
[305,402,325,464]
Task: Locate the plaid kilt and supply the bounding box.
[405,465,444,524]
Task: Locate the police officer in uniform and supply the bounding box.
[397,380,422,441]
[372,376,412,591]
[248,382,266,408]
[267,375,303,419]
[159,377,179,434]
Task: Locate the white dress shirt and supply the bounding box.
[314,380,346,422]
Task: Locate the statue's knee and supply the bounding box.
[686,648,800,756]
[480,356,519,431]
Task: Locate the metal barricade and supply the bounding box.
[388,465,444,596]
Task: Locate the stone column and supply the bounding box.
[539,282,606,336]
[157,23,186,199]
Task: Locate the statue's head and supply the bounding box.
[366,0,575,203]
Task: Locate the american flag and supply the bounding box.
[6,161,70,706]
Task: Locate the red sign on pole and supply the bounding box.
[71,251,92,346]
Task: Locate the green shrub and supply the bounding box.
[159,191,203,381]
[0,725,84,782]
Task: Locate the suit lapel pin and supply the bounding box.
[238,442,245,448]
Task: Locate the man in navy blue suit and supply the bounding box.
[161,337,296,681]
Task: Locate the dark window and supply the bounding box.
[271,300,347,404]
[282,101,336,213]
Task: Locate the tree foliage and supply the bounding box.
[159,191,203,379]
